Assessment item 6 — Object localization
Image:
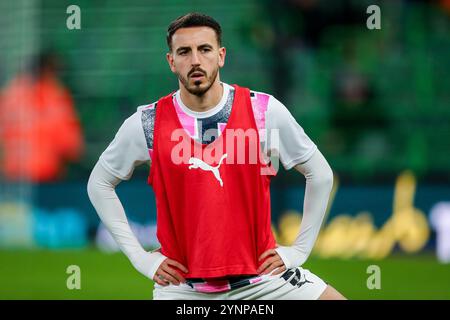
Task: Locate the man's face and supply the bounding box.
[167,26,225,96]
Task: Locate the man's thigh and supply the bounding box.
[228,267,327,300]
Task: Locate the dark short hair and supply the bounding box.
[166,13,222,51]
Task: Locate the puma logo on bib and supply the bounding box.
[188,154,227,187]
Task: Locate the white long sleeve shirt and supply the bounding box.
[87,82,333,279]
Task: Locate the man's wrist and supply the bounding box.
[275,245,307,269]
[128,249,167,279]
[147,251,167,279]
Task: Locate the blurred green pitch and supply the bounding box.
[0,249,449,300]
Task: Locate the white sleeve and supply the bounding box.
[275,149,333,268]
[266,95,317,170]
[87,161,167,279]
[99,110,150,180]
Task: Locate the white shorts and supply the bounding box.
[153,267,328,300]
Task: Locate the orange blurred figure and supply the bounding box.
[0,51,83,182]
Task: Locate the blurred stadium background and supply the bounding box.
[0,0,449,299]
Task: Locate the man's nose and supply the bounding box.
[190,50,201,66]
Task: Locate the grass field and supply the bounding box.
[0,249,449,300]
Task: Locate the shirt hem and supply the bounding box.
[186,267,259,279]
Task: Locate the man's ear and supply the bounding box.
[166,52,176,73]
[218,47,226,68]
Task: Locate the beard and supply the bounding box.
[177,66,219,97]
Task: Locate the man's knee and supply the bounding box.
[318,285,347,300]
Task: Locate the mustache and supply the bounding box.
[188,68,207,77]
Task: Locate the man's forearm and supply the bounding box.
[87,161,166,279]
[275,149,333,268]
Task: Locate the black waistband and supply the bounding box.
[185,274,259,291]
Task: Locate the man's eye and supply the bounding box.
[201,48,211,53]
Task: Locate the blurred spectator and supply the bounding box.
[0,51,84,182]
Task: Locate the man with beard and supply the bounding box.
[88,12,345,300]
